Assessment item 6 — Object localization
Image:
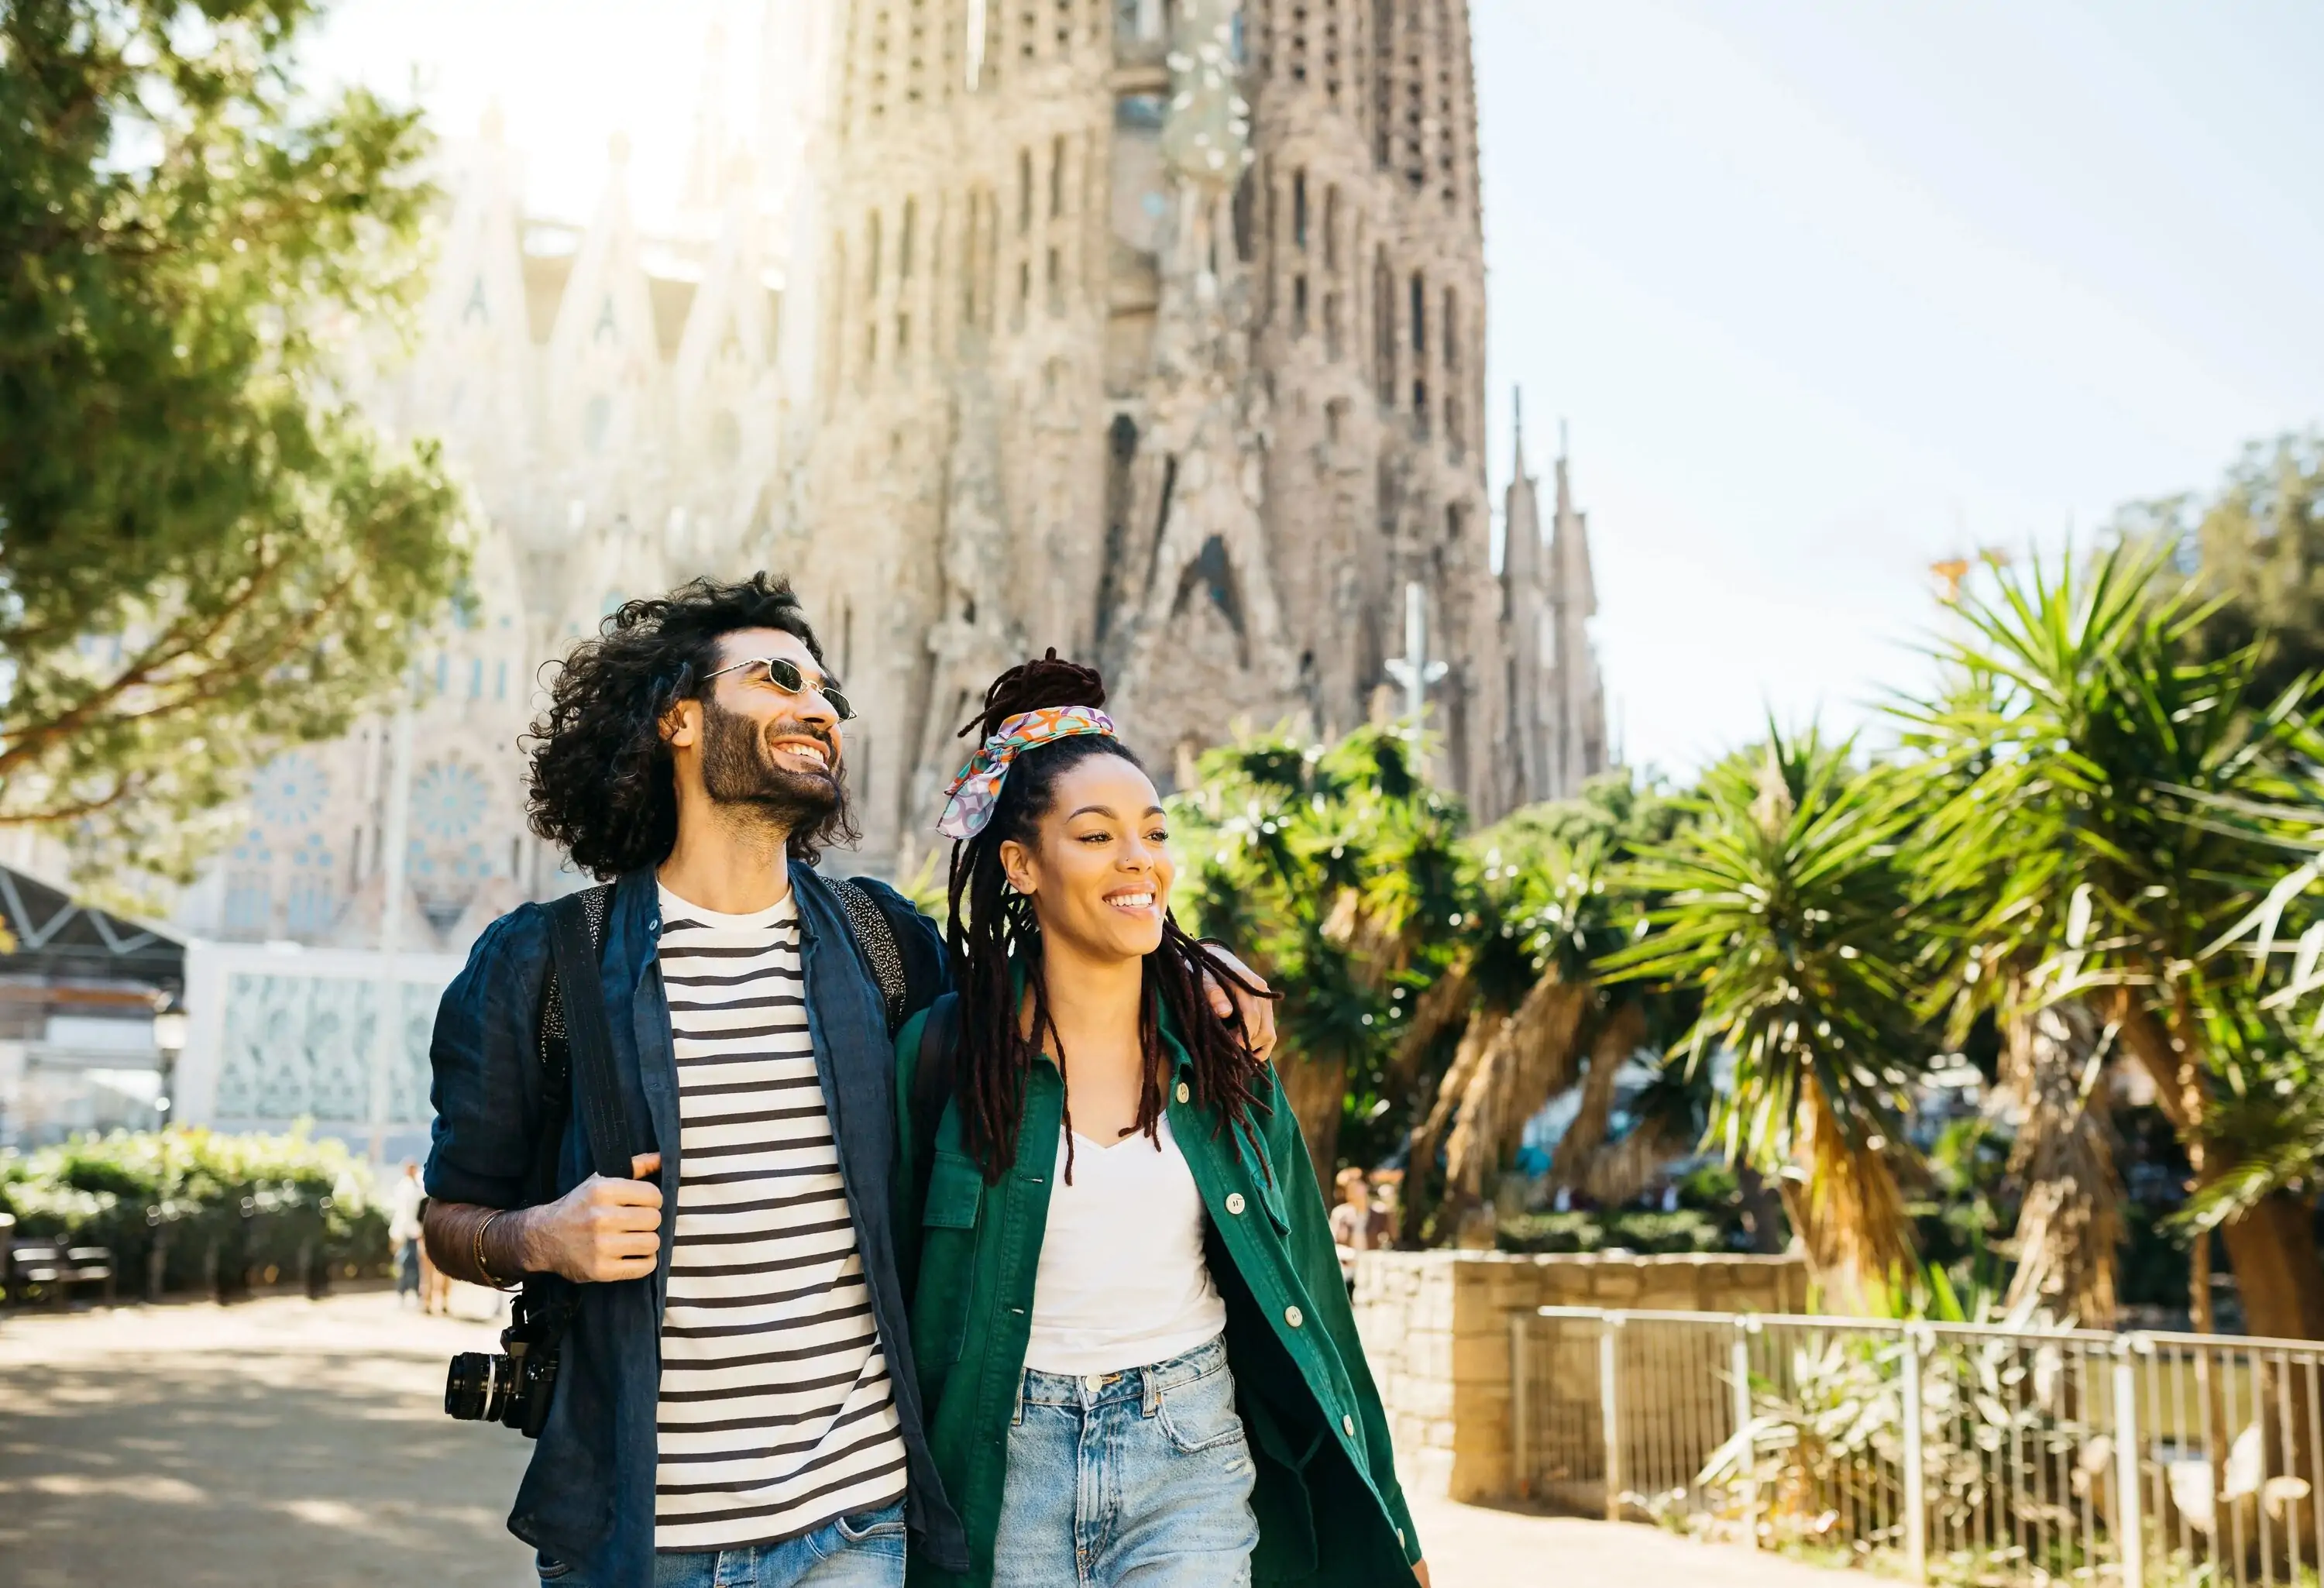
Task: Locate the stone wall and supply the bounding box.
[1350,1249,1810,1504]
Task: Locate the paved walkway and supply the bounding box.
[0,1291,1848,1587]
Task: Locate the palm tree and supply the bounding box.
[1168,724,1464,1172]
[1404,834,1624,1232]
[1603,726,1931,1297]
[1394,776,1690,1245]
[1900,541,2324,1340]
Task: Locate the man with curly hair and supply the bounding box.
[419,576,1275,1588]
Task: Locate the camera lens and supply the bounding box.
[446,1352,508,1422]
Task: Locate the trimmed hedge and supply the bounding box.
[1495,1209,1725,1256]
[0,1127,390,1298]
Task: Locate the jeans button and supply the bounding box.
[1083,1373,1104,1394]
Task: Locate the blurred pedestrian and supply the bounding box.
[387,1160,425,1308]
[1329,1167,1385,1286]
[416,1229,452,1315]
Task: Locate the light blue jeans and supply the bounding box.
[995,1336,1259,1588]
[535,1500,906,1587]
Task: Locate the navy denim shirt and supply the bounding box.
[424,864,967,1587]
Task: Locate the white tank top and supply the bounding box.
[1023,1111,1229,1375]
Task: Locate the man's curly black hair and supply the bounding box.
[525,573,858,878]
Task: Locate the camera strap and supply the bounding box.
[545,889,649,1181]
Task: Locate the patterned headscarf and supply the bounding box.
[937,705,1118,840]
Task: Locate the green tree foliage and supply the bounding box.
[2131,432,2324,706]
[0,0,463,878]
[1167,724,1464,1172]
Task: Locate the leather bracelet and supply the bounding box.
[473,1209,520,1291]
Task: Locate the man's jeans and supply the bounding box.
[536,1501,906,1587]
[993,1336,1259,1588]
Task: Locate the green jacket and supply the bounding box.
[893,999,1423,1587]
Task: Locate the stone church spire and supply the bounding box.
[795,0,1516,862]
[1545,421,1608,799]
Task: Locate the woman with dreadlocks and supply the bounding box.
[893,653,1428,1588]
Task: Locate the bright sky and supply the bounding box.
[304,1,2324,779]
[304,0,770,234]
[1475,0,2324,775]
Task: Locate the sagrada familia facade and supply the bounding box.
[159,0,1607,954]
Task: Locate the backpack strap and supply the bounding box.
[528,885,615,1201]
[545,888,649,1181]
[827,875,909,1036]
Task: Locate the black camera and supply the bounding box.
[445,1287,572,1438]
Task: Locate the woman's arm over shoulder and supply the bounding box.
[424,905,553,1211]
[1259,1078,1425,1570]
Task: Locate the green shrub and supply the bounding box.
[0,1127,390,1298]
[1495,1209,1724,1256]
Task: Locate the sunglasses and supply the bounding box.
[702,655,858,721]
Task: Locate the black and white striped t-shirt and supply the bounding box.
[652,885,906,1552]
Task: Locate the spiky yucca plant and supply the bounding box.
[1605,727,1930,1296]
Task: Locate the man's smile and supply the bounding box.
[768,731,833,772]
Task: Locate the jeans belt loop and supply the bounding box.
[1012,1372,1027,1427]
[1141,1363,1161,1417]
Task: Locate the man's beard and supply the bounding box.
[698,696,843,834]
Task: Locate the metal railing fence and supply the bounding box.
[1512,1306,2324,1588]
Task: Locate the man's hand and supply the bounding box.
[514,1152,664,1283]
[1412,1560,1431,1587]
[1198,945,1279,1062]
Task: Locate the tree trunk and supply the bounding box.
[2106,985,2324,1563]
[1277,1046,1347,1176]
[1551,1002,1645,1192]
[1734,1164,1789,1254]
[2217,1192,2324,1340]
[1999,997,2120,1328]
[2106,985,2324,1339]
